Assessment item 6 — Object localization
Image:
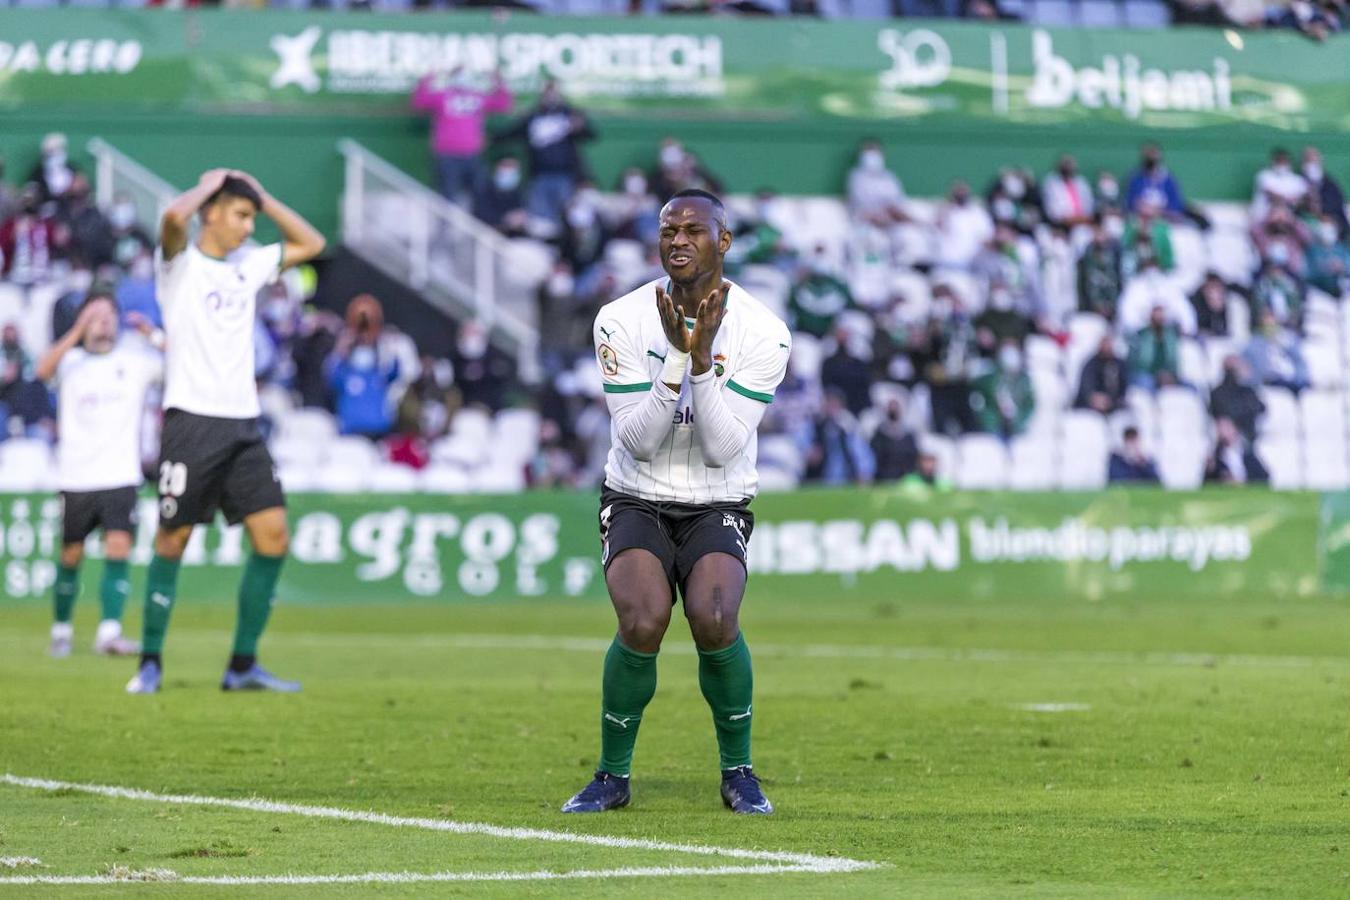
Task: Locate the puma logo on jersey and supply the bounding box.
[599,325,616,341]
[604,713,634,730]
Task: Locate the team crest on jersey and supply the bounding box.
[598,343,619,376]
[713,353,727,377]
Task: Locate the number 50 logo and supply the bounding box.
[878,29,951,91]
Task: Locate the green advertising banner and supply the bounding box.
[0,11,1346,134]
[0,489,1327,606]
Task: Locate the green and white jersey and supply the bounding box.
[53,341,162,492]
[156,241,281,419]
[593,278,791,504]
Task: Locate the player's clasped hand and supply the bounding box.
[689,282,729,374]
[655,285,691,354]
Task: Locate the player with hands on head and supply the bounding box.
[125,167,324,695]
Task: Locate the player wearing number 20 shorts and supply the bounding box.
[125,169,325,695]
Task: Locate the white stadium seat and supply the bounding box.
[1300,390,1346,441]
[1257,437,1302,490]
[955,434,1009,490]
[1009,436,1056,490]
[280,408,338,444]
[324,436,381,470]
[369,463,420,492]
[1259,387,1299,439]
[419,464,471,494]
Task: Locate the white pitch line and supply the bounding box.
[0,865,818,886]
[1,774,878,877]
[286,631,1350,671]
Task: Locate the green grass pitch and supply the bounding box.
[2,582,1350,897]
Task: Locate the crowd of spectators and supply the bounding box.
[3,106,1348,491]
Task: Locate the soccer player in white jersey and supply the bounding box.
[125,169,324,695]
[562,190,790,815]
[36,289,163,659]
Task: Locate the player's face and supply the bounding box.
[203,196,258,252]
[658,198,731,287]
[83,300,118,353]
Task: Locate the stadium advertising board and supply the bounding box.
[0,11,1343,135]
[0,490,1326,604]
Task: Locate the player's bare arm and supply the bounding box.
[160,168,231,260]
[231,170,326,269]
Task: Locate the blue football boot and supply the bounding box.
[561,771,631,813]
[221,663,301,693]
[720,766,773,815]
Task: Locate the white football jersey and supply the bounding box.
[54,341,162,492]
[157,241,281,419]
[594,278,791,504]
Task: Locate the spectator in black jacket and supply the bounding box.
[1209,355,1265,442]
[1074,336,1127,415]
[1303,146,1348,240]
[1204,417,1269,485]
[472,157,529,237]
[820,328,874,416]
[1190,272,1234,337]
[1108,427,1160,484]
[870,398,919,481]
[493,80,595,230]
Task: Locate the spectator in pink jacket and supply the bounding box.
[412,67,513,207]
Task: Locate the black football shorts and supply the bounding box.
[60,486,140,545]
[598,484,754,601]
[156,409,285,529]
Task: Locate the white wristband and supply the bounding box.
[660,348,690,387]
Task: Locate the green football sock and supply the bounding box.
[100,559,130,622]
[231,553,285,658]
[52,564,79,624]
[698,633,755,770]
[599,638,658,777]
[141,554,182,657]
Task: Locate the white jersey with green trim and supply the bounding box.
[594,278,791,504]
[53,340,162,492]
[156,241,281,419]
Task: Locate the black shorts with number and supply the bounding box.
[156,409,285,529]
[598,484,754,601]
[60,486,139,545]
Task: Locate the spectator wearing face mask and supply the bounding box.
[648,137,723,205]
[821,320,875,417]
[1250,202,1311,276]
[970,341,1034,439]
[115,252,161,330]
[1250,253,1306,331]
[106,192,154,269]
[846,140,910,228]
[1074,335,1128,415]
[788,246,855,338]
[972,223,1041,314]
[559,183,609,275]
[492,79,595,229]
[731,189,793,269]
[1302,146,1348,239]
[1252,148,1309,223]
[1307,215,1350,298]
[1108,427,1161,484]
[1121,198,1175,277]
[473,157,530,237]
[0,321,52,437]
[1119,257,1194,335]
[1244,310,1310,393]
[1077,219,1124,320]
[974,281,1032,356]
[609,168,660,244]
[870,397,919,482]
[1209,355,1265,442]
[933,181,995,273]
[412,66,513,207]
[983,167,1043,234]
[1125,143,1187,219]
[1041,154,1095,229]
[452,319,515,411]
[536,261,581,378]
[1094,170,1124,215]
[1190,272,1237,337]
[802,388,875,486]
[329,296,402,439]
[58,174,114,269]
[1127,305,1182,391]
[1204,416,1269,485]
[27,133,80,208]
[0,182,62,289]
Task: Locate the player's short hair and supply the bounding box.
[79,284,118,313]
[666,188,726,231]
[206,176,262,213]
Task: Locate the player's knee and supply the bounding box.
[257,528,289,557]
[687,607,739,651]
[617,609,670,653]
[154,527,191,560]
[59,544,83,568]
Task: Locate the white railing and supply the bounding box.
[337,140,539,375]
[87,138,180,232]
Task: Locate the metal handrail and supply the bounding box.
[86,137,180,225]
